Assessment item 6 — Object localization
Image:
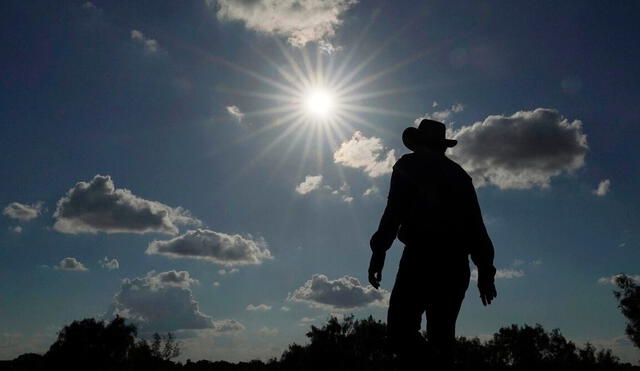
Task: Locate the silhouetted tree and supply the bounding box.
[45,316,137,370]
[151,332,181,361]
[614,274,640,350]
[40,316,180,371]
[8,315,640,371]
[279,315,392,371]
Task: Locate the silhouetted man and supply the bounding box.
[368,119,497,369]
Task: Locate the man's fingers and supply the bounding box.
[369,271,381,289]
[480,294,487,306]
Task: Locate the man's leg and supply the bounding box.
[425,286,467,369]
[387,283,427,370]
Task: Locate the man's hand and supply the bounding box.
[479,281,497,306]
[368,251,386,289]
[477,266,497,306]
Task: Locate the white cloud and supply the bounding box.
[246,304,272,311]
[131,29,161,53]
[212,281,221,287]
[581,336,640,365]
[147,229,272,266]
[448,108,588,189]
[214,0,358,52]
[512,259,525,266]
[597,274,640,285]
[2,202,43,221]
[531,259,543,266]
[300,317,316,324]
[334,131,396,178]
[153,270,200,289]
[415,103,464,123]
[470,268,524,282]
[593,179,611,197]
[54,257,88,271]
[226,105,245,122]
[9,226,22,233]
[106,270,240,334]
[82,1,97,10]
[496,269,525,279]
[362,186,379,197]
[258,326,279,336]
[53,175,201,235]
[287,274,389,310]
[211,319,245,334]
[321,181,354,203]
[280,306,290,312]
[218,268,240,275]
[295,175,323,195]
[99,257,119,271]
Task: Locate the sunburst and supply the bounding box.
[201,12,441,195]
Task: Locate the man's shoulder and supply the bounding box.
[444,156,473,181]
[393,153,416,169]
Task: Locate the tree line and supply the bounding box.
[3,274,639,371]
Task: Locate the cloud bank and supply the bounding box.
[107,270,242,334]
[334,132,396,178]
[449,108,588,189]
[147,229,272,266]
[53,175,201,235]
[214,0,357,52]
[287,274,389,310]
[2,202,43,221]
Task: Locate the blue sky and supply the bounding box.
[1,0,639,363]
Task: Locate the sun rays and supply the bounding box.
[201,11,439,210]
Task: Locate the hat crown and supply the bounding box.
[418,119,447,142]
[401,119,457,152]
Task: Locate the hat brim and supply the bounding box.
[402,127,457,151]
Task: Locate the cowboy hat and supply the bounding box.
[402,119,457,152]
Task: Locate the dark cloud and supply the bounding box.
[54,257,88,271]
[287,274,389,310]
[448,108,588,189]
[107,270,240,334]
[2,202,43,221]
[146,229,272,266]
[53,175,201,235]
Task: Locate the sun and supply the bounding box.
[303,87,335,118]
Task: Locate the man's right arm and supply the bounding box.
[368,161,408,289]
[370,163,407,254]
